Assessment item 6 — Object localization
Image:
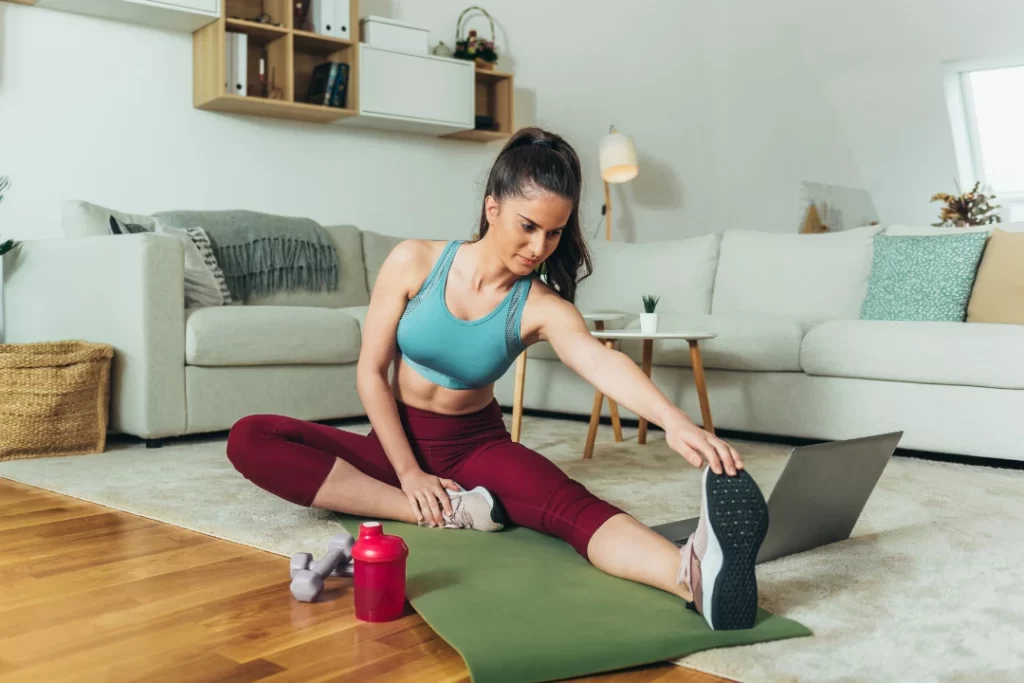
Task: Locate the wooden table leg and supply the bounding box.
[637,339,653,444]
[584,388,604,459]
[688,340,715,434]
[584,337,621,459]
[511,350,527,443]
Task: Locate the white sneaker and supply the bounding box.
[419,486,508,532]
[678,467,769,630]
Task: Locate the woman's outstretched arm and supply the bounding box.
[530,289,742,475]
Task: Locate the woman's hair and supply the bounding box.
[475,126,592,303]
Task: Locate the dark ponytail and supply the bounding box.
[475,127,592,303]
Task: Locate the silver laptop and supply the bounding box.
[651,431,903,563]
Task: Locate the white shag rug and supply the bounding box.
[2,414,1023,683]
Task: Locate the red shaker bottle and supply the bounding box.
[351,522,409,622]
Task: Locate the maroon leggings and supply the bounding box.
[225,399,625,559]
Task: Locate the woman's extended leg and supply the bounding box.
[586,514,694,601]
[445,437,768,630]
[225,414,415,523]
[593,466,770,630]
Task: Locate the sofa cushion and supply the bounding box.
[711,226,882,320]
[801,319,1024,389]
[575,234,720,315]
[336,305,369,330]
[63,199,155,238]
[185,306,361,366]
[528,312,812,372]
[860,232,988,322]
[966,228,1024,325]
[243,225,370,309]
[362,229,406,294]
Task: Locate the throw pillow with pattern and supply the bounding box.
[151,221,233,308]
[183,226,233,305]
[860,232,989,322]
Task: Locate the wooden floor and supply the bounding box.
[0,479,732,683]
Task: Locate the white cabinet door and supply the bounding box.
[358,45,474,128]
[33,0,219,31]
[135,0,219,13]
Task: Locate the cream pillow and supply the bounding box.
[710,226,882,320]
[966,228,1024,324]
[153,221,232,308]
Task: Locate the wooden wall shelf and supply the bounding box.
[8,0,516,140]
[193,0,359,124]
[445,68,514,142]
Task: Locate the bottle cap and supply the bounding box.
[351,522,409,563]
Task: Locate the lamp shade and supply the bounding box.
[599,130,639,183]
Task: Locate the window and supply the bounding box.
[945,60,1024,220]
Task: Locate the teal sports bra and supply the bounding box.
[395,240,533,390]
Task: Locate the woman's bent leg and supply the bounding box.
[226,414,415,523]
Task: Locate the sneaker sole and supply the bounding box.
[700,467,769,630]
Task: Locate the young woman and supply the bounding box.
[226,127,769,631]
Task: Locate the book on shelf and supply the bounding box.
[307,62,350,108]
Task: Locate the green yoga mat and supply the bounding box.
[334,512,811,683]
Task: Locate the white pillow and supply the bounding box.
[153,221,231,308]
[710,225,882,320]
[575,234,721,315]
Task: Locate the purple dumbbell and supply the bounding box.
[289,532,355,603]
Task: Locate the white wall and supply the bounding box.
[0,0,863,244]
[796,0,1024,225]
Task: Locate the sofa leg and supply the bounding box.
[145,439,164,449]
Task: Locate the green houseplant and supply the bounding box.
[931,180,1002,227]
[641,294,659,334]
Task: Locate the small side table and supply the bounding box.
[510,312,627,444]
[584,330,718,459]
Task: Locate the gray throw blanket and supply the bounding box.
[153,210,339,301]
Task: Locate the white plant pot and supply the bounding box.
[639,312,658,334]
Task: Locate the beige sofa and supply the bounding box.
[3,200,405,446]
[4,200,1022,462]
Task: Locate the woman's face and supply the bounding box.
[485,188,573,276]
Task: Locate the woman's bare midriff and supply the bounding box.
[389,356,499,416]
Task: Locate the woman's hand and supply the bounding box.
[664,415,744,476]
[398,469,462,527]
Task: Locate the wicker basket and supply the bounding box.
[454,5,499,70]
[0,341,115,462]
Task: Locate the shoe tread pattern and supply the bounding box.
[706,469,769,630]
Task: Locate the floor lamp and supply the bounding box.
[599,126,639,240]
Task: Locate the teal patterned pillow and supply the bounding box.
[860,232,989,321]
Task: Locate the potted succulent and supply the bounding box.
[640,294,659,334]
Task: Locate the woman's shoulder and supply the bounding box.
[522,275,569,312]
[385,239,450,270]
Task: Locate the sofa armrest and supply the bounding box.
[2,234,187,440]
